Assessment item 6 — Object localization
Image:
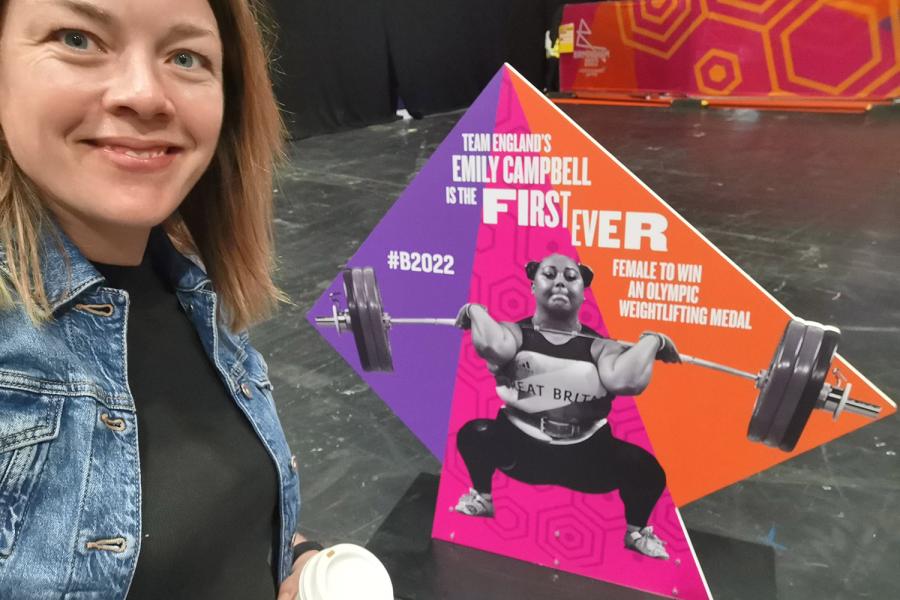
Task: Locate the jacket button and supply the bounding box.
[86,537,128,553]
[100,413,127,432]
[290,455,298,471]
[240,382,253,399]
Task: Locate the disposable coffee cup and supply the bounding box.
[297,543,393,600]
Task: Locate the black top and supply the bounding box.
[92,252,279,599]
[516,318,603,363]
[508,318,614,422]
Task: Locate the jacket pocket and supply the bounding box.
[0,391,64,558]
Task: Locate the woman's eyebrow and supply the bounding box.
[45,1,218,46]
[54,0,114,25]
[161,23,219,46]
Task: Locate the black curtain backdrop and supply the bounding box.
[384,0,550,117]
[268,0,395,139]
[268,0,576,139]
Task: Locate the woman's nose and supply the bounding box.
[101,52,175,121]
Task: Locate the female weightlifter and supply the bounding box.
[0,1,317,597]
[454,254,680,559]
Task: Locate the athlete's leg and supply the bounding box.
[608,437,666,528]
[605,436,668,559]
[456,418,508,494]
[549,428,665,525]
[455,416,520,517]
[553,428,669,559]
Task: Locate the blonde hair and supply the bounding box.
[0,0,286,332]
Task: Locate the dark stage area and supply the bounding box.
[257,103,899,598]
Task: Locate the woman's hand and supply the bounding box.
[276,533,320,600]
[464,305,519,368]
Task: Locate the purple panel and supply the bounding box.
[307,68,506,459]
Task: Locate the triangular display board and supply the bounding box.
[308,65,895,598]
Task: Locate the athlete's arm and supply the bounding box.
[459,304,521,369]
[592,336,660,396]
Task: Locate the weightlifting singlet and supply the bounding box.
[495,318,614,441]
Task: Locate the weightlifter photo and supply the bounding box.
[452,253,681,559]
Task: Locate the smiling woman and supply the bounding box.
[0,1,309,599]
[0,0,282,330]
[0,0,224,264]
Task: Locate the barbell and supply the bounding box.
[316,267,881,452]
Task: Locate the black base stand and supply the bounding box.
[367,473,778,600]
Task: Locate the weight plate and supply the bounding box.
[778,325,840,451]
[351,268,382,372]
[361,267,394,372]
[747,320,807,442]
[342,270,371,371]
[360,267,391,371]
[356,267,388,371]
[764,324,825,449]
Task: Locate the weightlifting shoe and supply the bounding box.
[454,488,494,517]
[624,525,669,559]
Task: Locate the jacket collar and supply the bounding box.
[146,226,213,294]
[0,220,212,313]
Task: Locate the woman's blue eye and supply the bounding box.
[173,52,197,69]
[61,30,91,50]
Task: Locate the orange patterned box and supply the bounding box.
[560,0,900,102]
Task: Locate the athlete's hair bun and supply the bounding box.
[578,264,594,287]
[523,261,595,287]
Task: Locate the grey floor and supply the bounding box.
[255,104,899,599]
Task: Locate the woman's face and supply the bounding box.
[0,0,224,254]
[532,254,585,316]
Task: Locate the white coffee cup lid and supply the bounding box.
[299,543,393,600]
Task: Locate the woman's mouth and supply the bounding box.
[83,139,182,172]
[104,145,171,159]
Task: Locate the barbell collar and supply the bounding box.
[818,383,881,419]
[315,313,350,331]
[843,398,881,418]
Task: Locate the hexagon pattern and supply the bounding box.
[561,0,900,99]
[694,48,744,94]
[780,0,881,93]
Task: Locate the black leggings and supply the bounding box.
[457,411,666,527]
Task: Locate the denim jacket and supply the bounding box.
[0,226,300,598]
